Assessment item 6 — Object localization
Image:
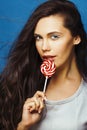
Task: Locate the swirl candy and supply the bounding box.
[40,59,56,93]
[40,59,56,77]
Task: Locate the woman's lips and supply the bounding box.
[42,56,56,60]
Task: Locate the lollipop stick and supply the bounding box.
[43,76,48,93]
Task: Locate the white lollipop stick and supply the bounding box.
[43,76,48,93]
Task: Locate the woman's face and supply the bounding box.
[34,15,79,69]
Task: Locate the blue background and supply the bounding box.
[0,0,87,72]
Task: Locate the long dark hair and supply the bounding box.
[0,0,87,129]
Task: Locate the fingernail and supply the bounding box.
[44,96,47,100]
[38,110,41,113]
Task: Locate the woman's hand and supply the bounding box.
[18,91,46,130]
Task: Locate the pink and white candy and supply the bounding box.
[40,59,56,77]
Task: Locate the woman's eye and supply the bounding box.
[35,35,42,41]
[51,35,59,40]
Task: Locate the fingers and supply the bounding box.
[34,91,46,100]
[38,98,44,113]
[24,91,46,114]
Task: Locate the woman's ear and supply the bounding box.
[73,35,81,45]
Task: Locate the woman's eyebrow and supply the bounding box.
[34,31,63,36]
[47,31,63,35]
[34,33,42,37]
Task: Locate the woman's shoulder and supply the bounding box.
[82,79,87,90]
[80,79,87,102]
[81,79,87,92]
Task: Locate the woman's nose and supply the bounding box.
[42,39,50,51]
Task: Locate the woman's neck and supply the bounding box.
[52,54,81,83]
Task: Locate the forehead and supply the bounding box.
[34,15,66,34]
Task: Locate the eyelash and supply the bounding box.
[51,35,59,40]
[34,34,60,41]
[35,36,42,41]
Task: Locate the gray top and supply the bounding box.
[30,79,87,130]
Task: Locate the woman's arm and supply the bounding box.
[17,121,31,130]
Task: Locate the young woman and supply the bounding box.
[0,0,87,130]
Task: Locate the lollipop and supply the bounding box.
[40,59,56,92]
